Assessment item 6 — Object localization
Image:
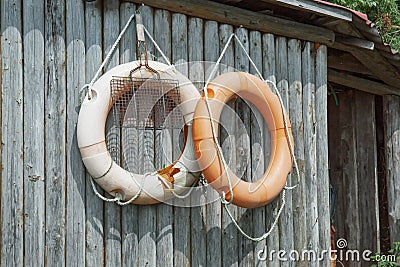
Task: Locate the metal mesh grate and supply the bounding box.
[111,76,182,130]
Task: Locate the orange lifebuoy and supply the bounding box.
[192,72,293,208]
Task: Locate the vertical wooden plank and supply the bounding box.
[1,0,24,265]
[288,38,307,266]
[154,8,174,267]
[85,1,104,266]
[315,44,331,266]
[45,0,66,265]
[66,0,86,265]
[103,1,122,266]
[172,12,191,267]
[189,17,207,267]
[276,36,294,266]
[249,30,267,267]
[234,26,254,267]
[119,3,139,267]
[22,1,45,266]
[262,33,279,267]
[206,20,223,267]
[302,42,319,265]
[354,90,380,253]
[219,23,239,267]
[337,90,360,267]
[383,95,400,244]
[137,6,157,267]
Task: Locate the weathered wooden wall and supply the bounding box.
[1,1,331,266]
[328,90,382,265]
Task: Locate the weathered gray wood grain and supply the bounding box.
[338,91,360,267]
[44,0,67,265]
[249,30,267,267]
[262,33,280,267]
[119,3,139,267]
[302,41,319,266]
[22,1,45,266]
[1,0,24,265]
[235,26,254,267]
[172,12,190,267]
[205,20,222,267]
[315,44,331,266]
[219,23,239,267]
[189,16,207,267]
[103,1,122,266]
[84,1,105,266]
[354,91,380,253]
[288,38,307,266]
[137,6,157,267]
[66,0,86,266]
[155,9,174,267]
[276,36,294,267]
[383,95,400,244]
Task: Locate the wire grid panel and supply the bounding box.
[111,76,183,130]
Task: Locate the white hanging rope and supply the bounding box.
[80,12,136,100]
[143,26,172,66]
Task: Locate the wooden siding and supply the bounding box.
[0,1,330,266]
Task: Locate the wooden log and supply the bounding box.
[84,1,105,266]
[154,9,174,267]
[328,69,400,96]
[103,1,122,266]
[288,38,307,266]
[66,0,86,265]
[249,30,267,267]
[276,36,294,267]
[137,6,157,267]
[338,90,360,267]
[235,26,254,267]
[22,1,45,266]
[189,16,207,267]
[205,20,223,267]
[119,3,139,267]
[262,33,280,267]
[44,0,67,265]
[354,91,380,253]
[302,41,319,265]
[315,44,331,266]
[126,0,335,45]
[383,95,400,244]
[219,23,239,267]
[1,0,24,265]
[172,12,189,267]
[259,0,353,21]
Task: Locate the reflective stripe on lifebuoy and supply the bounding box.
[192,72,293,208]
[77,61,200,204]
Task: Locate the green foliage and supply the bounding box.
[327,0,400,51]
[370,242,400,266]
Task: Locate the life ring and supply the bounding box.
[192,72,293,208]
[77,61,200,204]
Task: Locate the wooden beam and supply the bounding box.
[333,34,375,50]
[127,0,335,45]
[328,52,373,76]
[331,43,400,90]
[328,69,400,96]
[259,0,353,21]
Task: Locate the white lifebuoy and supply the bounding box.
[77,61,200,204]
